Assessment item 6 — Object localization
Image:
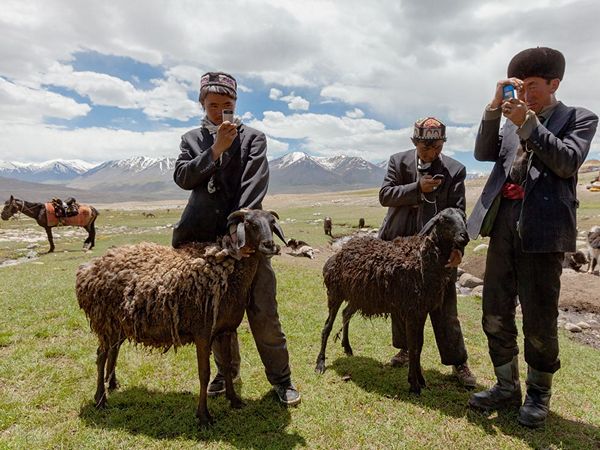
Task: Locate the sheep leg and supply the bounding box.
[214,333,244,409]
[315,297,343,374]
[94,345,108,408]
[195,339,213,427]
[341,305,355,356]
[406,313,428,395]
[105,339,124,391]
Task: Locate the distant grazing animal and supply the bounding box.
[324,217,333,236]
[76,209,285,427]
[287,238,315,259]
[1,195,98,252]
[358,218,365,228]
[562,250,588,272]
[587,225,600,274]
[316,208,469,394]
[142,212,156,218]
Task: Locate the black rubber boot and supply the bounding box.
[518,367,552,428]
[468,356,522,412]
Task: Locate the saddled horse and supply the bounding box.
[1,195,99,253]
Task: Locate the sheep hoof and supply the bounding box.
[94,392,107,408]
[230,398,245,409]
[315,360,326,374]
[107,380,120,391]
[197,413,214,429]
[343,346,353,356]
[409,385,422,395]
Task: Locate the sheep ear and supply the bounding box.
[268,210,280,220]
[272,221,286,244]
[418,216,439,236]
[236,222,246,249]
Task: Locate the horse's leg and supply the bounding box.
[105,338,124,391]
[44,226,55,253]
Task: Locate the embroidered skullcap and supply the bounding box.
[413,117,447,141]
[507,47,565,80]
[199,72,237,101]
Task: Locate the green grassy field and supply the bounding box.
[1,190,599,449]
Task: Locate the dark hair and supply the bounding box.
[199,85,237,104]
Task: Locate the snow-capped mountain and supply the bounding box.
[69,156,178,194]
[268,152,386,192]
[0,159,97,183]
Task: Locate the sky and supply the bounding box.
[1,0,599,172]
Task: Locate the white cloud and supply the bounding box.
[1,0,599,162]
[249,111,478,162]
[0,77,90,123]
[269,88,309,110]
[37,63,199,121]
[345,108,364,119]
[269,88,283,100]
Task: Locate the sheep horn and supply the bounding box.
[268,210,280,220]
[227,209,249,223]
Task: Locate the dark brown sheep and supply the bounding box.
[324,216,332,236]
[315,208,469,394]
[358,218,365,228]
[76,209,285,427]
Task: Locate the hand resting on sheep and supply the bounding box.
[315,207,469,394]
[76,209,285,427]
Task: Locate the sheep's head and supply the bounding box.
[418,208,469,252]
[227,209,286,258]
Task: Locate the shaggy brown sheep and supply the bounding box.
[315,208,469,394]
[76,209,285,427]
[324,216,332,236]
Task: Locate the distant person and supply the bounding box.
[378,117,476,389]
[467,47,598,427]
[172,72,300,405]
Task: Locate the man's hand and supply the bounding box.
[501,98,528,127]
[420,175,443,193]
[445,249,463,268]
[212,122,238,159]
[490,78,523,109]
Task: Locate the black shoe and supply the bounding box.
[273,382,301,406]
[518,368,552,428]
[468,357,521,412]
[207,374,241,397]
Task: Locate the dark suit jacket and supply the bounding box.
[378,149,466,240]
[467,102,598,252]
[172,124,269,247]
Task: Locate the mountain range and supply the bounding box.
[0,153,390,200]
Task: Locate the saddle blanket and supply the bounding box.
[45,203,93,227]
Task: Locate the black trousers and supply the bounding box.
[212,254,292,385]
[482,198,563,373]
[391,275,468,366]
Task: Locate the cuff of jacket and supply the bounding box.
[516,110,539,141]
[483,105,502,121]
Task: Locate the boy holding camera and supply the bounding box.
[378,117,476,388]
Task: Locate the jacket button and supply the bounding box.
[215,209,220,214]
[543,196,549,201]
[543,172,547,177]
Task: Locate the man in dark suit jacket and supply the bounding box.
[173,72,300,406]
[379,117,476,388]
[467,48,598,428]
